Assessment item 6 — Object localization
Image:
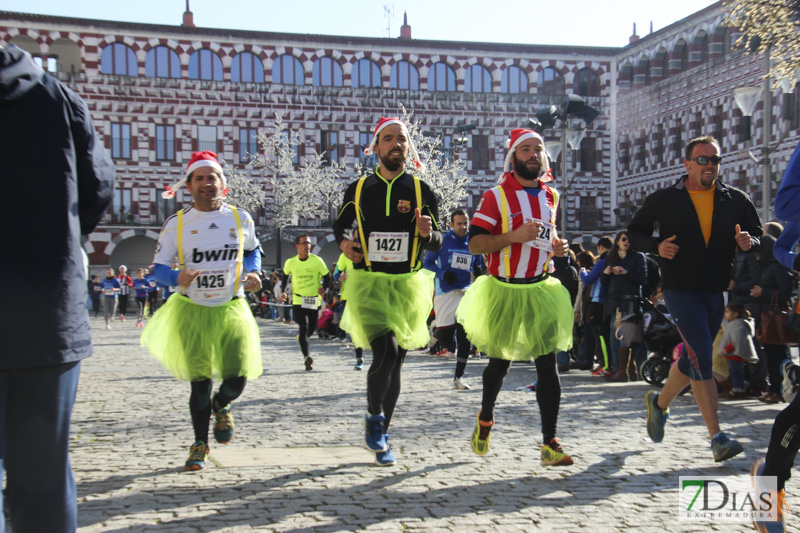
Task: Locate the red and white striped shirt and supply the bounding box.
[472,174,559,278]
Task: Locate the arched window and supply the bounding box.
[575,67,600,97]
[676,41,689,71]
[390,60,419,90]
[231,52,264,83]
[312,57,343,87]
[101,43,137,76]
[352,58,381,88]
[537,67,565,98]
[145,46,180,78]
[188,49,223,81]
[696,33,709,64]
[464,64,492,93]
[427,62,455,92]
[273,54,304,85]
[501,66,528,94]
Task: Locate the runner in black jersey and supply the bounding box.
[333,117,442,466]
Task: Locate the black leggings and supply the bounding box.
[118,294,129,316]
[189,376,247,444]
[764,392,800,490]
[366,332,406,431]
[436,322,470,378]
[480,353,561,444]
[136,296,146,322]
[293,305,319,357]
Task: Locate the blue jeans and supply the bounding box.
[556,350,570,368]
[727,359,745,391]
[576,323,594,366]
[663,289,725,381]
[0,361,81,533]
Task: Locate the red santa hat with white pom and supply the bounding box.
[363,117,425,171]
[162,151,227,199]
[501,128,551,183]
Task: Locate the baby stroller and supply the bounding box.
[634,297,683,386]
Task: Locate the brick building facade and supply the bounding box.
[1,2,798,272]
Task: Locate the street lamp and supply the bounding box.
[733,49,788,222]
[533,94,599,238]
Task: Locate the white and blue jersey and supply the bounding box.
[101,277,121,298]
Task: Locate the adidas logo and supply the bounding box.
[209,223,218,229]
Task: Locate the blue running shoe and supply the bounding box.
[711,431,743,462]
[751,458,787,532]
[374,435,396,466]
[354,359,363,371]
[645,391,669,443]
[363,412,387,452]
[183,441,209,471]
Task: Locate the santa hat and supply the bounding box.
[502,128,551,183]
[162,151,227,199]
[363,117,425,171]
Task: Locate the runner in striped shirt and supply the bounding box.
[458,128,575,466]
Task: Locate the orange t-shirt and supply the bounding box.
[688,189,715,245]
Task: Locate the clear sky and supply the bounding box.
[1,0,720,48]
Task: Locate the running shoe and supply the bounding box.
[591,366,608,376]
[184,441,209,471]
[711,431,743,462]
[751,458,788,533]
[374,435,396,466]
[781,358,799,404]
[453,377,471,390]
[645,390,669,443]
[363,412,387,452]
[304,356,313,371]
[470,411,493,456]
[541,438,574,466]
[435,348,455,358]
[212,395,235,444]
[354,359,363,371]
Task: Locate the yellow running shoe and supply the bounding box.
[470,411,493,456]
[541,438,574,466]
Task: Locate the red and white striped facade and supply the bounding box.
[1,1,798,272]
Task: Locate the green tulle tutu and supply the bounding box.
[340,269,434,350]
[141,294,263,381]
[456,275,573,361]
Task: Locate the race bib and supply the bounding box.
[104,288,115,296]
[368,232,408,263]
[193,269,230,300]
[525,217,555,253]
[149,280,157,288]
[301,296,318,309]
[450,252,471,271]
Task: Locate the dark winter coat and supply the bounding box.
[0,46,115,370]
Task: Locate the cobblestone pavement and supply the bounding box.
[70,315,793,532]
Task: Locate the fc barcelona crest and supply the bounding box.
[397,199,411,213]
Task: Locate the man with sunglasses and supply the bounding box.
[282,234,330,371]
[629,135,762,463]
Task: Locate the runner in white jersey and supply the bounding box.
[141,151,264,471]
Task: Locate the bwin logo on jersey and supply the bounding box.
[192,244,239,263]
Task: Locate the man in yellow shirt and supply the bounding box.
[282,234,330,370]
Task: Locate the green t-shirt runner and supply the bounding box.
[283,253,329,306]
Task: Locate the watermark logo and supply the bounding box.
[679,475,779,522]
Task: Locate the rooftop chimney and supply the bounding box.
[629,22,639,44]
[182,0,195,28]
[400,12,411,39]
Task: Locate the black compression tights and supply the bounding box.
[366,332,406,431]
[188,376,247,444]
[764,392,800,491]
[480,353,561,444]
[436,323,470,378]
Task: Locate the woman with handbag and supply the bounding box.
[751,235,796,404]
[602,231,647,382]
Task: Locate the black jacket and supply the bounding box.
[0,46,115,370]
[332,171,442,274]
[602,251,647,317]
[628,176,761,292]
